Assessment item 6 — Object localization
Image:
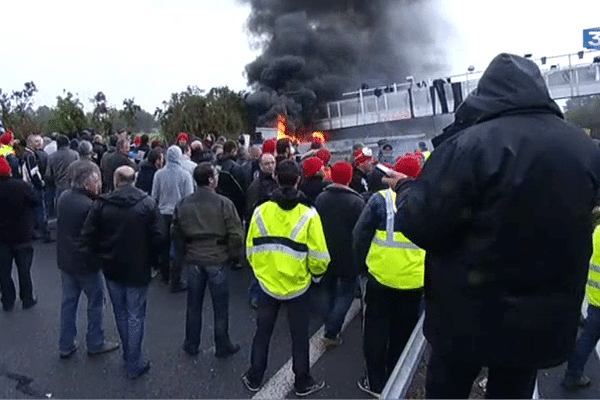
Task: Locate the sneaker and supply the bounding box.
[562,374,591,390]
[88,341,120,356]
[241,374,261,392]
[295,380,325,397]
[215,343,240,358]
[322,334,342,350]
[357,376,381,398]
[59,343,78,359]
[128,361,151,379]
[22,298,37,310]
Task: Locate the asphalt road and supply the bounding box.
[1,238,600,399]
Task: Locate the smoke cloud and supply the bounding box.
[242,0,449,128]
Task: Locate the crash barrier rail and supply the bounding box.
[315,50,600,131]
[380,312,540,399]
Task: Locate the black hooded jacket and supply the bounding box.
[271,186,312,211]
[80,184,164,286]
[396,53,600,368]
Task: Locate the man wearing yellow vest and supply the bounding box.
[0,130,20,178]
[242,160,330,397]
[562,225,600,389]
[353,154,425,397]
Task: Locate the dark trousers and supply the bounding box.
[0,242,34,309]
[247,289,312,390]
[363,276,423,392]
[159,214,172,283]
[426,350,537,399]
[184,263,232,353]
[565,303,600,379]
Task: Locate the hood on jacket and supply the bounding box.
[271,186,312,210]
[455,53,563,128]
[166,145,182,165]
[102,184,148,208]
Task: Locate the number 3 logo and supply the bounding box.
[588,31,600,46]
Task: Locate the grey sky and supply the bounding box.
[2,0,598,113]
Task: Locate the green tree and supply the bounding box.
[155,86,250,144]
[89,91,117,135]
[49,91,88,137]
[0,81,40,140]
[121,98,142,132]
[564,95,600,138]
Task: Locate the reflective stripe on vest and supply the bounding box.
[588,226,600,307]
[366,189,424,290]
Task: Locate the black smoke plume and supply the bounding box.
[242,0,448,129]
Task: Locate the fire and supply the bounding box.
[276,115,329,144]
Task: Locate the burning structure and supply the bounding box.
[242,0,449,132]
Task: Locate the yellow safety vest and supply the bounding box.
[423,150,431,160]
[247,200,330,300]
[0,144,15,157]
[366,189,425,290]
[587,226,600,307]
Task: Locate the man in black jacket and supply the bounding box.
[56,161,119,359]
[100,138,136,193]
[395,53,600,399]
[314,161,364,348]
[81,166,164,379]
[23,134,52,242]
[216,140,247,220]
[172,162,244,358]
[0,156,39,311]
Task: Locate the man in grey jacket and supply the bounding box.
[56,161,119,359]
[152,145,194,291]
[46,135,79,204]
[172,162,243,358]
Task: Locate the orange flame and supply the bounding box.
[276,114,329,144]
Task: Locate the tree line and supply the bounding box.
[0,82,252,144]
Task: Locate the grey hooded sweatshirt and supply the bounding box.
[151,146,194,215]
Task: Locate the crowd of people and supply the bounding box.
[2,53,600,398]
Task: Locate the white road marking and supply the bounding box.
[252,299,361,400]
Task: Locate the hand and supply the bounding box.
[382,170,409,187]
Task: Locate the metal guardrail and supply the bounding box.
[380,312,541,399]
[381,312,426,399]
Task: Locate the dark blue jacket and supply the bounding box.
[135,160,157,194]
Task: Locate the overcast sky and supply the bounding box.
[2,0,599,113]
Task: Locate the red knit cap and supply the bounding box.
[262,138,277,154]
[177,132,190,143]
[395,154,421,178]
[354,147,374,166]
[0,131,14,145]
[0,156,11,177]
[134,135,142,146]
[315,148,331,165]
[330,161,353,186]
[302,157,324,178]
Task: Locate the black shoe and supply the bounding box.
[241,374,261,392]
[59,343,78,359]
[562,374,591,390]
[295,380,325,397]
[128,361,151,379]
[2,303,14,312]
[183,345,199,356]
[22,298,37,310]
[170,284,187,293]
[357,376,380,398]
[215,343,240,358]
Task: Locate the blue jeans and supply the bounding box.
[324,276,357,339]
[59,271,105,352]
[33,188,49,239]
[565,303,600,378]
[184,263,232,353]
[105,280,148,376]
